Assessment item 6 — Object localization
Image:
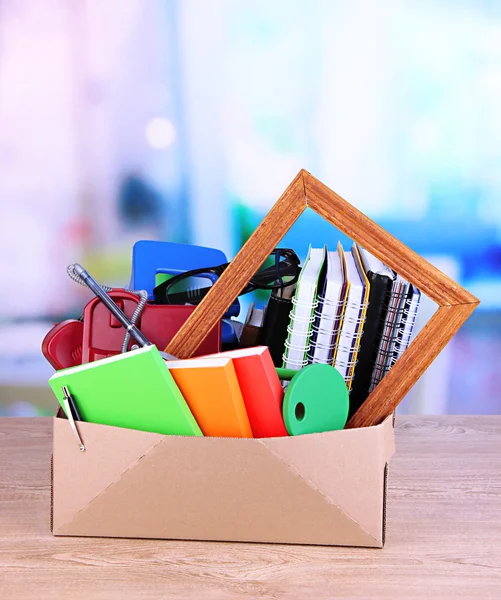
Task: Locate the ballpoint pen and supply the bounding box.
[71,263,178,360]
[62,385,85,451]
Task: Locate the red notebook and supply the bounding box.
[200,346,287,438]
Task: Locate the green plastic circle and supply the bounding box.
[282,364,349,435]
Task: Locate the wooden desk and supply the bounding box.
[0,416,500,599]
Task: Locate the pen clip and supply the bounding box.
[62,386,85,452]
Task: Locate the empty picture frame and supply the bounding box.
[165,170,479,429]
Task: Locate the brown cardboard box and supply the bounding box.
[51,412,394,547]
[49,171,478,547]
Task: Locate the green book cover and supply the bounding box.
[49,346,202,436]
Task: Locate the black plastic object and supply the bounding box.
[153,248,300,306]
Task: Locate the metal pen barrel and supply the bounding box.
[73,264,151,348]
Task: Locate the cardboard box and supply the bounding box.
[48,171,478,547]
[51,412,394,547]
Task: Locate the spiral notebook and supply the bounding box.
[390,284,421,365]
[349,248,395,418]
[368,274,410,392]
[308,243,348,365]
[333,244,370,391]
[349,248,422,417]
[282,246,326,369]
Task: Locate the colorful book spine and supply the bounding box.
[334,244,370,391]
[165,357,253,438]
[197,346,287,438]
[308,243,348,365]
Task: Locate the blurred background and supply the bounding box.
[1,0,500,416]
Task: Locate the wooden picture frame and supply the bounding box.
[165,170,479,429]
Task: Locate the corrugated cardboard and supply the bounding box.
[52,412,394,547]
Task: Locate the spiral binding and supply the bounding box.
[307,346,335,363]
[378,332,399,346]
[287,324,315,338]
[339,327,364,341]
[292,295,319,310]
[336,341,357,356]
[342,314,368,327]
[369,299,416,391]
[335,357,358,370]
[389,299,420,366]
[307,293,346,359]
[284,336,313,351]
[283,295,319,364]
[368,375,382,393]
[286,312,317,331]
[284,331,311,352]
[281,344,309,369]
[309,336,338,349]
[373,345,397,359]
[345,298,369,311]
[398,330,413,345]
[385,298,406,311]
[285,292,343,366]
[313,295,345,316]
[316,293,345,307]
[307,325,341,361]
[311,323,341,336]
[331,292,368,374]
[286,298,318,331]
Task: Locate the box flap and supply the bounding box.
[52,417,164,533]
[380,414,396,463]
[53,425,390,546]
[260,416,394,540]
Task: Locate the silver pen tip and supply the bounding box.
[73,263,86,277]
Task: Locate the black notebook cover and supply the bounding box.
[349,271,393,419]
[260,294,293,367]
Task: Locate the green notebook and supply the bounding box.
[49,346,202,436]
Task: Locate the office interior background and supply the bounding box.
[0,0,500,416]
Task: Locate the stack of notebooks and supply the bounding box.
[282,243,421,418]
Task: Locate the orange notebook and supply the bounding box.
[199,346,287,438]
[165,357,252,438]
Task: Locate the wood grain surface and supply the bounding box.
[1,416,500,599]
